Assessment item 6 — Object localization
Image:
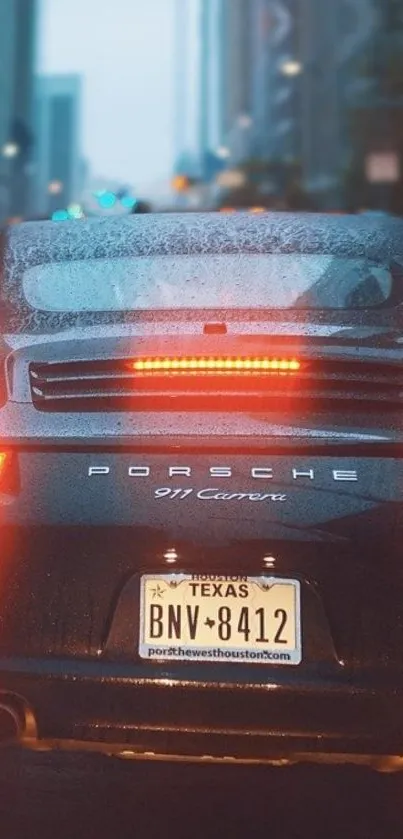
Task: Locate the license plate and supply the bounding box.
[139,574,301,665]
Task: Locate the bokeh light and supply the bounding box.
[51,209,70,221]
[97,191,116,209]
[121,195,137,209]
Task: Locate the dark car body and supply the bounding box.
[0,212,402,770]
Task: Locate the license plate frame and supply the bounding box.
[139,574,302,665]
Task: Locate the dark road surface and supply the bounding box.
[0,749,402,839]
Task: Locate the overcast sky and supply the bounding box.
[37,0,179,191]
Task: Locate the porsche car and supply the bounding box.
[0,212,402,770]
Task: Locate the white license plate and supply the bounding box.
[139,574,301,665]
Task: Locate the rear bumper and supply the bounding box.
[2,658,403,766]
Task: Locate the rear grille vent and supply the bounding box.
[29,357,403,412]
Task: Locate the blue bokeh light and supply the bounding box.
[121,195,137,209]
[51,209,70,221]
[98,191,116,209]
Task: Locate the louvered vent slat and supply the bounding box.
[29,358,403,412]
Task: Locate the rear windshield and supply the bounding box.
[22,253,397,312]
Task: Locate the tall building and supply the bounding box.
[196,0,401,208]
[33,75,82,216]
[245,0,380,204]
[199,0,223,157]
[298,0,378,203]
[198,0,309,168]
[198,0,256,171]
[198,0,228,181]
[221,0,254,146]
[249,0,274,159]
[174,0,189,165]
[245,1,311,165]
[199,0,304,165]
[173,0,200,173]
[198,0,301,167]
[0,0,37,219]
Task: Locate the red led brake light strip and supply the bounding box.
[128,358,301,373]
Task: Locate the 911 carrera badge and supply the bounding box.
[153,487,287,502]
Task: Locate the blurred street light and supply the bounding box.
[48,180,63,195]
[172,174,190,193]
[216,146,231,159]
[121,194,137,209]
[365,152,400,184]
[97,191,117,209]
[51,209,70,221]
[67,203,84,219]
[2,142,20,159]
[280,60,303,77]
[216,169,247,189]
[237,114,253,129]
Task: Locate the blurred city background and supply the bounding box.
[1,0,403,222]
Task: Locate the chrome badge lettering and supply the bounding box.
[88,465,358,482]
[154,487,287,502]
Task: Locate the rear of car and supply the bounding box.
[0,213,402,769]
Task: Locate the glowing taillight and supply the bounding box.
[0,360,6,408]
[128,357,301,373]
[0,453,8,476]
[0,452,16,494]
